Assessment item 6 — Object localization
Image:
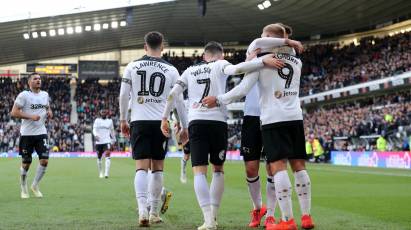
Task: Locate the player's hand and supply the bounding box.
[95,136,100,142]
[47,110,53,119]
[262,55,285,69]
[202,96,217,108]
[179,129,189,145]
[161,118,171,137]
[174,122,181,135]
[120,120,130,138]
[31,115,41,121]
[246,48,261,61]
[285,39,304,54]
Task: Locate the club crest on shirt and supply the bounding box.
[192,102,200,109]
[274,91,282,99]
[137,97,144,104]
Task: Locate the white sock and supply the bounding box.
[274,170,293,221]
[181,159,187,174]
[104,157,111,177]
[266,176,277,217]
[194,173,213,225]
[247,175,262,210]
[210,172,224,221]
[201,205,213,226]
[32,165,46,187]
[134,170,148,216]
[147,170,152,208]
[294,170,311,215]
[149,171,164,215]
[97,158,102,175]
[20,167,28,188]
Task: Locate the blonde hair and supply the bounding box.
[263,24,285,38]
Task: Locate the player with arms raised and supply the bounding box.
[238,23,302,228]
[203,24,314,230]
[10,73,52,199]
[119,31,187,227]
[161,41,283,230]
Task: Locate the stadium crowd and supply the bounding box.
[305,91,411,151]
[163,32,411,97]
[75,79,122,150]
[1,32,411,154]
[75,79,120,125]
[0,77,84,153]
[300,32,411,96]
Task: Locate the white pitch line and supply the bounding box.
[310,166,411,177]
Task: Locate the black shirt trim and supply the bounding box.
[134,55,174,67]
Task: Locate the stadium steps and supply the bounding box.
[69,78,78,124]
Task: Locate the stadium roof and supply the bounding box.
[0,0,411,66]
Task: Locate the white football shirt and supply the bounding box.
[120,55,180,122]
[244,84,261,117]
[218,52,303,126]
[14,90,49,136]
[162,57,267,123]
[178,60,231,123]
[93,118,115,144]
[243,37,289,117]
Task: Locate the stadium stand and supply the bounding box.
[74,79,122,150]
[1,32,410,153]
[305,91,411,152]
[0,77,84,152]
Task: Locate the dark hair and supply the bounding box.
[204,41,223,55]
[144,31,164,50]
[28,72,40,80]
[277,23,293,36]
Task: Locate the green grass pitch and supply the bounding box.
[0,158,410,230]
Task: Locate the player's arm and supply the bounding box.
[10,104,39,121]
[174,93,188,128]
[202,71,259,107]
[119,65,132,137]
[250,37,304,54]
[161,72,188,137]
[219,71,259,104]
[173,93,189,144]
[161,83,185,137]
[47,94,53,119]
[92,120,100,142]
[171,69,188,129]
[222,54,283,76]
[110,120,116,143]
[10,93,40,121]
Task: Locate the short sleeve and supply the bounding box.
[46,92,51,106]
[171,67,180,87]
[121,63,132,85]
[14,92,26,108]
[176,69,189,90]
[216,60,231,76]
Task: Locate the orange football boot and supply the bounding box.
[264,216,276,228]
[266,219,297,230]
[248,205,267,227]
[301,215,315,229]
